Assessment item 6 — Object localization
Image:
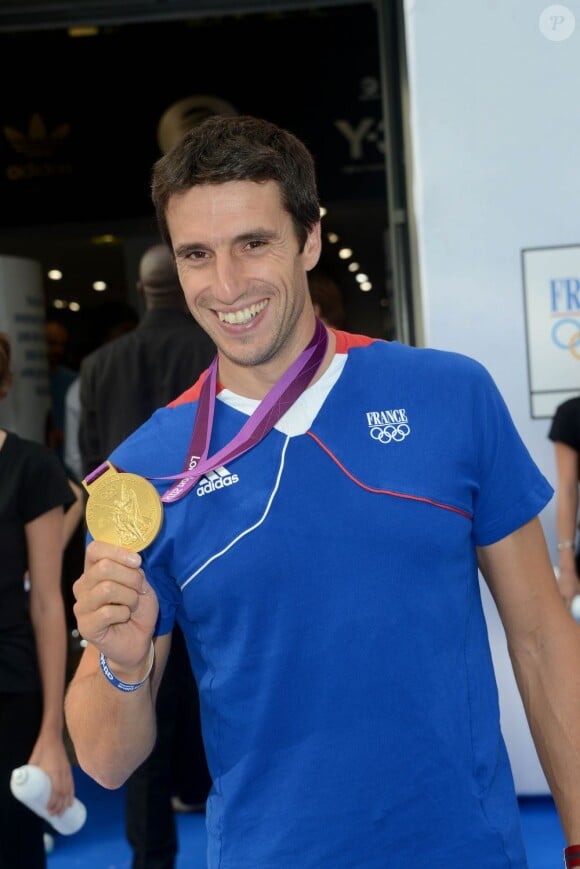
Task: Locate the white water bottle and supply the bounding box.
[10,764,87,835]
[553,568,580,624]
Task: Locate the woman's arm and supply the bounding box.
[553,441,580,605]
[63,477,84,549]
[26,505,74,816]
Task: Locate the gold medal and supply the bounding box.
[82,462,164,552]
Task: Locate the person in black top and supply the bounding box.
[548,395,580,608]
[0,331,77,869]
[78,243,216,475]
[77,243,215,869]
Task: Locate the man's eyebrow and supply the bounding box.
[229,228,278,244]
[174,229,277,258]
[239,227,277,240]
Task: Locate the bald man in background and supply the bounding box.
[79,243,215,474]
[77,243,215,869]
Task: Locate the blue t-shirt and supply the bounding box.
[108,334,553,868]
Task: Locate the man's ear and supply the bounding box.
[303,221,322,271]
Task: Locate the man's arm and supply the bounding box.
[64,540,171,789]
[477,516,580,844]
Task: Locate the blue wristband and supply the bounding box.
[99,642,155,693]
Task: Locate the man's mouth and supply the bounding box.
[216,300,268,325]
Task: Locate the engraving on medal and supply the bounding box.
[83,463,163,551]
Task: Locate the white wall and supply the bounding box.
[403,0,580,794]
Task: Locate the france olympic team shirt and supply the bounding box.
[104,330,552,869]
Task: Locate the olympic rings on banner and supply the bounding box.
[570,332,580,360]
[552,318,580,358]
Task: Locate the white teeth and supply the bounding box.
[217,300,268,324]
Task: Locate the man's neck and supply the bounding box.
[217,327,336,400]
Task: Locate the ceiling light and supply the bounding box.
[355,273,369,283]
[68,26,99,37]
[348,262,359,272]
[92,280,107,292]
[48,269,63,280]
[359,281,372,292]
[327,232,339,244]
[338,248,352,259]
[91,234,119,246]
[68,301,81,312]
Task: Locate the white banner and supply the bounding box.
[0,255,49,443]
[522,244,580,418]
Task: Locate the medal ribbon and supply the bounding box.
[148,317,326,503]
[84,320,328,499]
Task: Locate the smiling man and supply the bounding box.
[65,115,580,869]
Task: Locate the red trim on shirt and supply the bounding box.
[167,329,381,408]
[168,370,209,407]
[332,328,378,354]
[306,430,473,520]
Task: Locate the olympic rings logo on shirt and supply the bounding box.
[369,423,411,443]
[551,318,580,360]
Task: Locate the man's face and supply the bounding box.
[167,179,321,376]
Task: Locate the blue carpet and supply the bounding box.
[518,795,565,869]
[47,767,207,868]
[46,768,565,867]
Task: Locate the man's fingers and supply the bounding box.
[78,578,140,613]
[70,539,159,657]
[85,538,142,569]
[74,558,145,600]
[93,558,146,591]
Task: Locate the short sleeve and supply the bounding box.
[18,443,75,524]
[470,365,553,546]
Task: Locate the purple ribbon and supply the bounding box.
[86,319,329,503]
[161,318,328,502]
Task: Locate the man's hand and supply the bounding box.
[72,539,159,673]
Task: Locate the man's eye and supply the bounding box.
[246,239,266,250]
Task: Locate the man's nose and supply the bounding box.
[213,254,243,303]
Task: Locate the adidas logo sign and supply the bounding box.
[196,465,239,497]
[4,113,71,159]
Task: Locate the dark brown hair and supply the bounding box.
[151,115,320,253]
[308,268,346,329]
